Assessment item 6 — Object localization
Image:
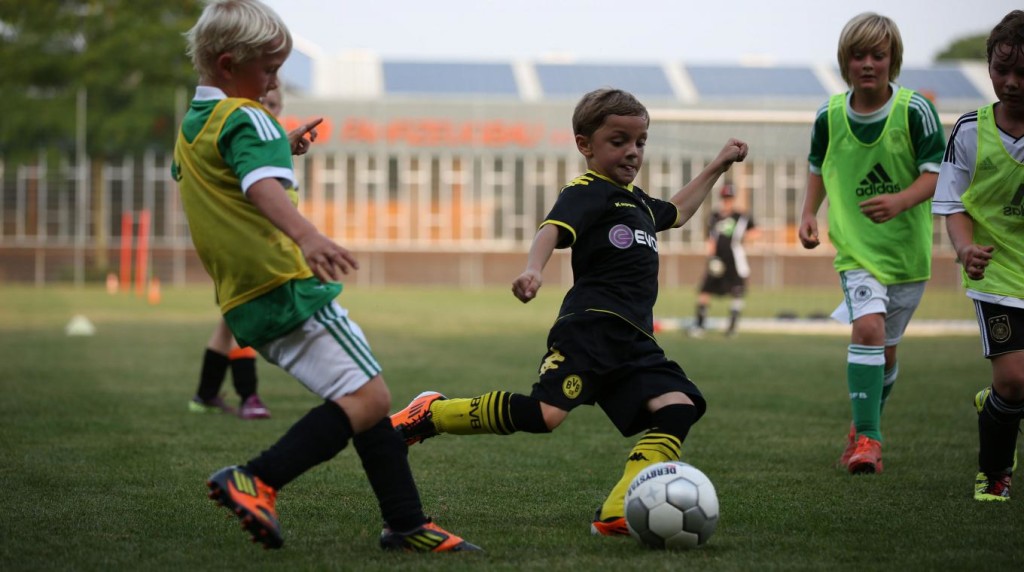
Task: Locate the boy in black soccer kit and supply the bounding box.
[933,10,1024,501]
[689,184,758,338]
[391,88,747,536]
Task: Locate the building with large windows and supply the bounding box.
[0,43,992,292]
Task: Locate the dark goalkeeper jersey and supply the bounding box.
[541,171,679,334]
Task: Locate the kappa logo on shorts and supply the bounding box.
[854,285,872,301]
[988,314,1011,343]
[562,375,583,399]
[539,349,565,374]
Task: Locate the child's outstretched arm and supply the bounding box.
[669,138,748,227]
[247,178,359,283]
[512,224,559,303]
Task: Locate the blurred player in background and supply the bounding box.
[933,10,1024,502]
[688,184,758,338]
[188,86,284,421]
[798,12,945,475]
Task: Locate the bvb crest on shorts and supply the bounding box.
[562,375,583,399]
[987,314,1011,343]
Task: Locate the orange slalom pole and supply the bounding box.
[135,209,150,297]
[119,211,133,292]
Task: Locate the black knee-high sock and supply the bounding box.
[695,304,708,328]
[230,356,258,400]
[245,401,353,490]
[354,418,426,532]
[651,403,699,443]
[196,349,229,400]
[979,387,1023,475]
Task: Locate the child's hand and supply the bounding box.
[289,118,323,156]
[859,193,906,224]
[715,138,749,169]
[798,213,820,249]
[512,269,543,303]
[957,243,994,281]
[298,232,359,283]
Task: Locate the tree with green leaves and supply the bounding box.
[0,0,203,273]
[936,33,988,62]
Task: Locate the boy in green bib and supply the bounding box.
[174,0,478,552]
[933,10,1024,501]
[798,13,945,475]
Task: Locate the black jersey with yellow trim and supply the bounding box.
[541,171,678,334]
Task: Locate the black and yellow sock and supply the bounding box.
[599,432,682,520]
[196,348,229,400]
[432,391,549,435]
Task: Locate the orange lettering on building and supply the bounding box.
[335,117,549,149]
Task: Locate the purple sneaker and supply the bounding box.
[189,395,235,414]
[239,394,271,420]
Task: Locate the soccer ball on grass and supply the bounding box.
[624,461,718,549]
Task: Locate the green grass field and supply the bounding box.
[1,285,1020,571]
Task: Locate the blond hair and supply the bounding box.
[572,88,649,137]
[837,12,903,85]
[185,0,292,81]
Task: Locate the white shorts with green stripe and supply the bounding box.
[831,269,926,346]
[257,301,381,401]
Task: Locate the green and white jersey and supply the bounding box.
[809,85,944,284]
[808,83,945,174]
[933,104,1024,308]
[172,86,340,347]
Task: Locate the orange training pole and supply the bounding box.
[135,209,150,297]
[119,211,133,292]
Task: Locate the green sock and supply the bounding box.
[848,344,884,441]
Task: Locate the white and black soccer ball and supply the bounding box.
[624,461,719,550]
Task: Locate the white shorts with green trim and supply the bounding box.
[831,269,926,346]
[257,301,381,401]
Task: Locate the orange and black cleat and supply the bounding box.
[380,519,482,552]
[207,465,283,549]
[390,391,446,446]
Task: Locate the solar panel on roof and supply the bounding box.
[535,64,674,98]
[686,66,827,98]
[383,61,519,96]
[898,67,984,100]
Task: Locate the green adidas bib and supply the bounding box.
[960,104,1024,297]
[822,87,932,284]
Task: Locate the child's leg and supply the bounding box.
[848,314,885,441]
[194,320,235,401]
[245,398,354,489]
[394,390,553,445]
[229,345,259,401]
[880,359,898,413]
[978,353,1024,476]
[597,400,699,522]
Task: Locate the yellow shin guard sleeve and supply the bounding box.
[432,391,515,435]
[599,432,682,519]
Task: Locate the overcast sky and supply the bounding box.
[263,0,1017,66]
